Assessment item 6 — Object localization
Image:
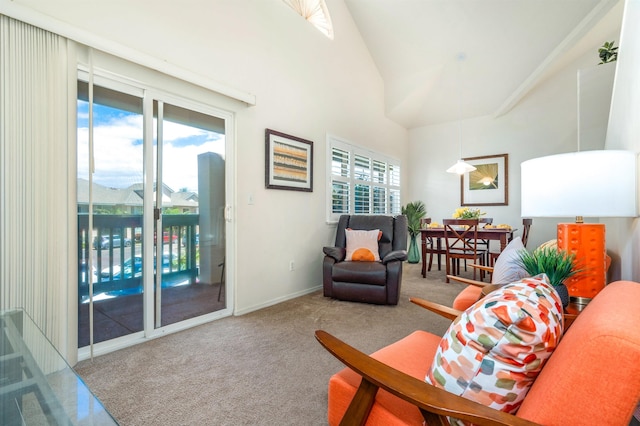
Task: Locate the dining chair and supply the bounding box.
[521,218,533,247]
[488,218,533,267]
[442,219,486,283]
[477,217,493,266]
[420,218,446,276]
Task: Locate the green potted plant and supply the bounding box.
[515,247,582,307]
[401,201,426,264]
[598,40,618,64]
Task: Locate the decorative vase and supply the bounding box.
[408,235,420,264]
[554,283,570,308]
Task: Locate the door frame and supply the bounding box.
[77,68,236,360]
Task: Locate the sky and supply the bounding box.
[77,101,225,193]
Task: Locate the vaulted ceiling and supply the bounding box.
[343,0,624,129]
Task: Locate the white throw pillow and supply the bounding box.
[344,229,381,262]
[491,237,529,284]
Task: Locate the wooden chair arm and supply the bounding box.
[410,297,461,322]
[314,330,540,426]
[446,275,490,288]
[470,263,494,273]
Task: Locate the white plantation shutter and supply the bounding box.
[389,164,401,213]
[330,147,350,215]
[331,147,350,177]
[354,154,371,214]
[372,160,387,214]
[373,187,387,213]
[327,135,401,221]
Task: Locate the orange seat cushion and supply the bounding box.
[327,330,442,426]
[451,285,482,311]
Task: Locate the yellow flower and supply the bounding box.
[452,207,485,219]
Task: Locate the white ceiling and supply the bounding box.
[343,0,624,129]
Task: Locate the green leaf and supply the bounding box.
[401,200,427,238]
[515,247,583,287]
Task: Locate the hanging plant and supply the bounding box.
[598,40,618,65]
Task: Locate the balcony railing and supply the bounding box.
[78,214,200,300]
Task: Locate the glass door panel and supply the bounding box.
[77,81,144,347]
[153,100,226,328]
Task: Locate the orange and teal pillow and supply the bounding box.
[345,228,381,262]
[426,276,564,421]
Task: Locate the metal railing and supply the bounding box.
[78,214,199,299]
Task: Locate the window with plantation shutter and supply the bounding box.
[327,135,401,222]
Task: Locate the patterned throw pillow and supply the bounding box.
[425,276,564,420]
[535,239,558,253]
[345,229,381,262]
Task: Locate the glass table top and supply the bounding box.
[1,309,118,425]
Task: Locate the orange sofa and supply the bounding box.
[317,280,640,425]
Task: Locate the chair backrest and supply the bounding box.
[479,217,493,226]
[334,215,408,259]
[478,218,493,246]
[521,218,533,247]
[420,217,432,228]
[420,218,432,244]
[442,219,480,257]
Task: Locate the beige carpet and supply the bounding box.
[75,263,473,425]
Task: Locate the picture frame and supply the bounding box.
[460,153,508,206]
[265,129,313,192]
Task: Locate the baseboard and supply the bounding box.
[234,285,322,316]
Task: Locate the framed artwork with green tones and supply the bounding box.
[460,153,508,206]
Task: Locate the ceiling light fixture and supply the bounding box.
[447,53,476,175]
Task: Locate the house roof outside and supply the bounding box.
[77,178,199,210]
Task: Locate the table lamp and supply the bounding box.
[521,150,638,304]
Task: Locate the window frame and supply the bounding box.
[326,134,401,223]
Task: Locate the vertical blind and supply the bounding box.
[0,15,75,361]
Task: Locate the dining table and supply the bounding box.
[419,226,516,278]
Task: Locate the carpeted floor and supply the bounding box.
[74,263,471,425]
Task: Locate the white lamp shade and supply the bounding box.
[446,159,477,174]
[521,150,639,218]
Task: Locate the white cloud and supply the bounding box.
[78,114,225,192]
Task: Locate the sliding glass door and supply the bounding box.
[77,80,144,347]
[78,74,229,352]
[152,99,226,328]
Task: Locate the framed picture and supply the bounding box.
[460,153,508,206]
[265,129,313,192]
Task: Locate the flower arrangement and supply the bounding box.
[452,207,485,219]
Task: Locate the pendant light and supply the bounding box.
[446,53,476,175]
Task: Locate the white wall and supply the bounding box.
[229,1,409,313]
[3,0,408,314]
[604,0,640,281]
[408,33,625,256]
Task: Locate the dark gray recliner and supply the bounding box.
[323,214,408,305]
